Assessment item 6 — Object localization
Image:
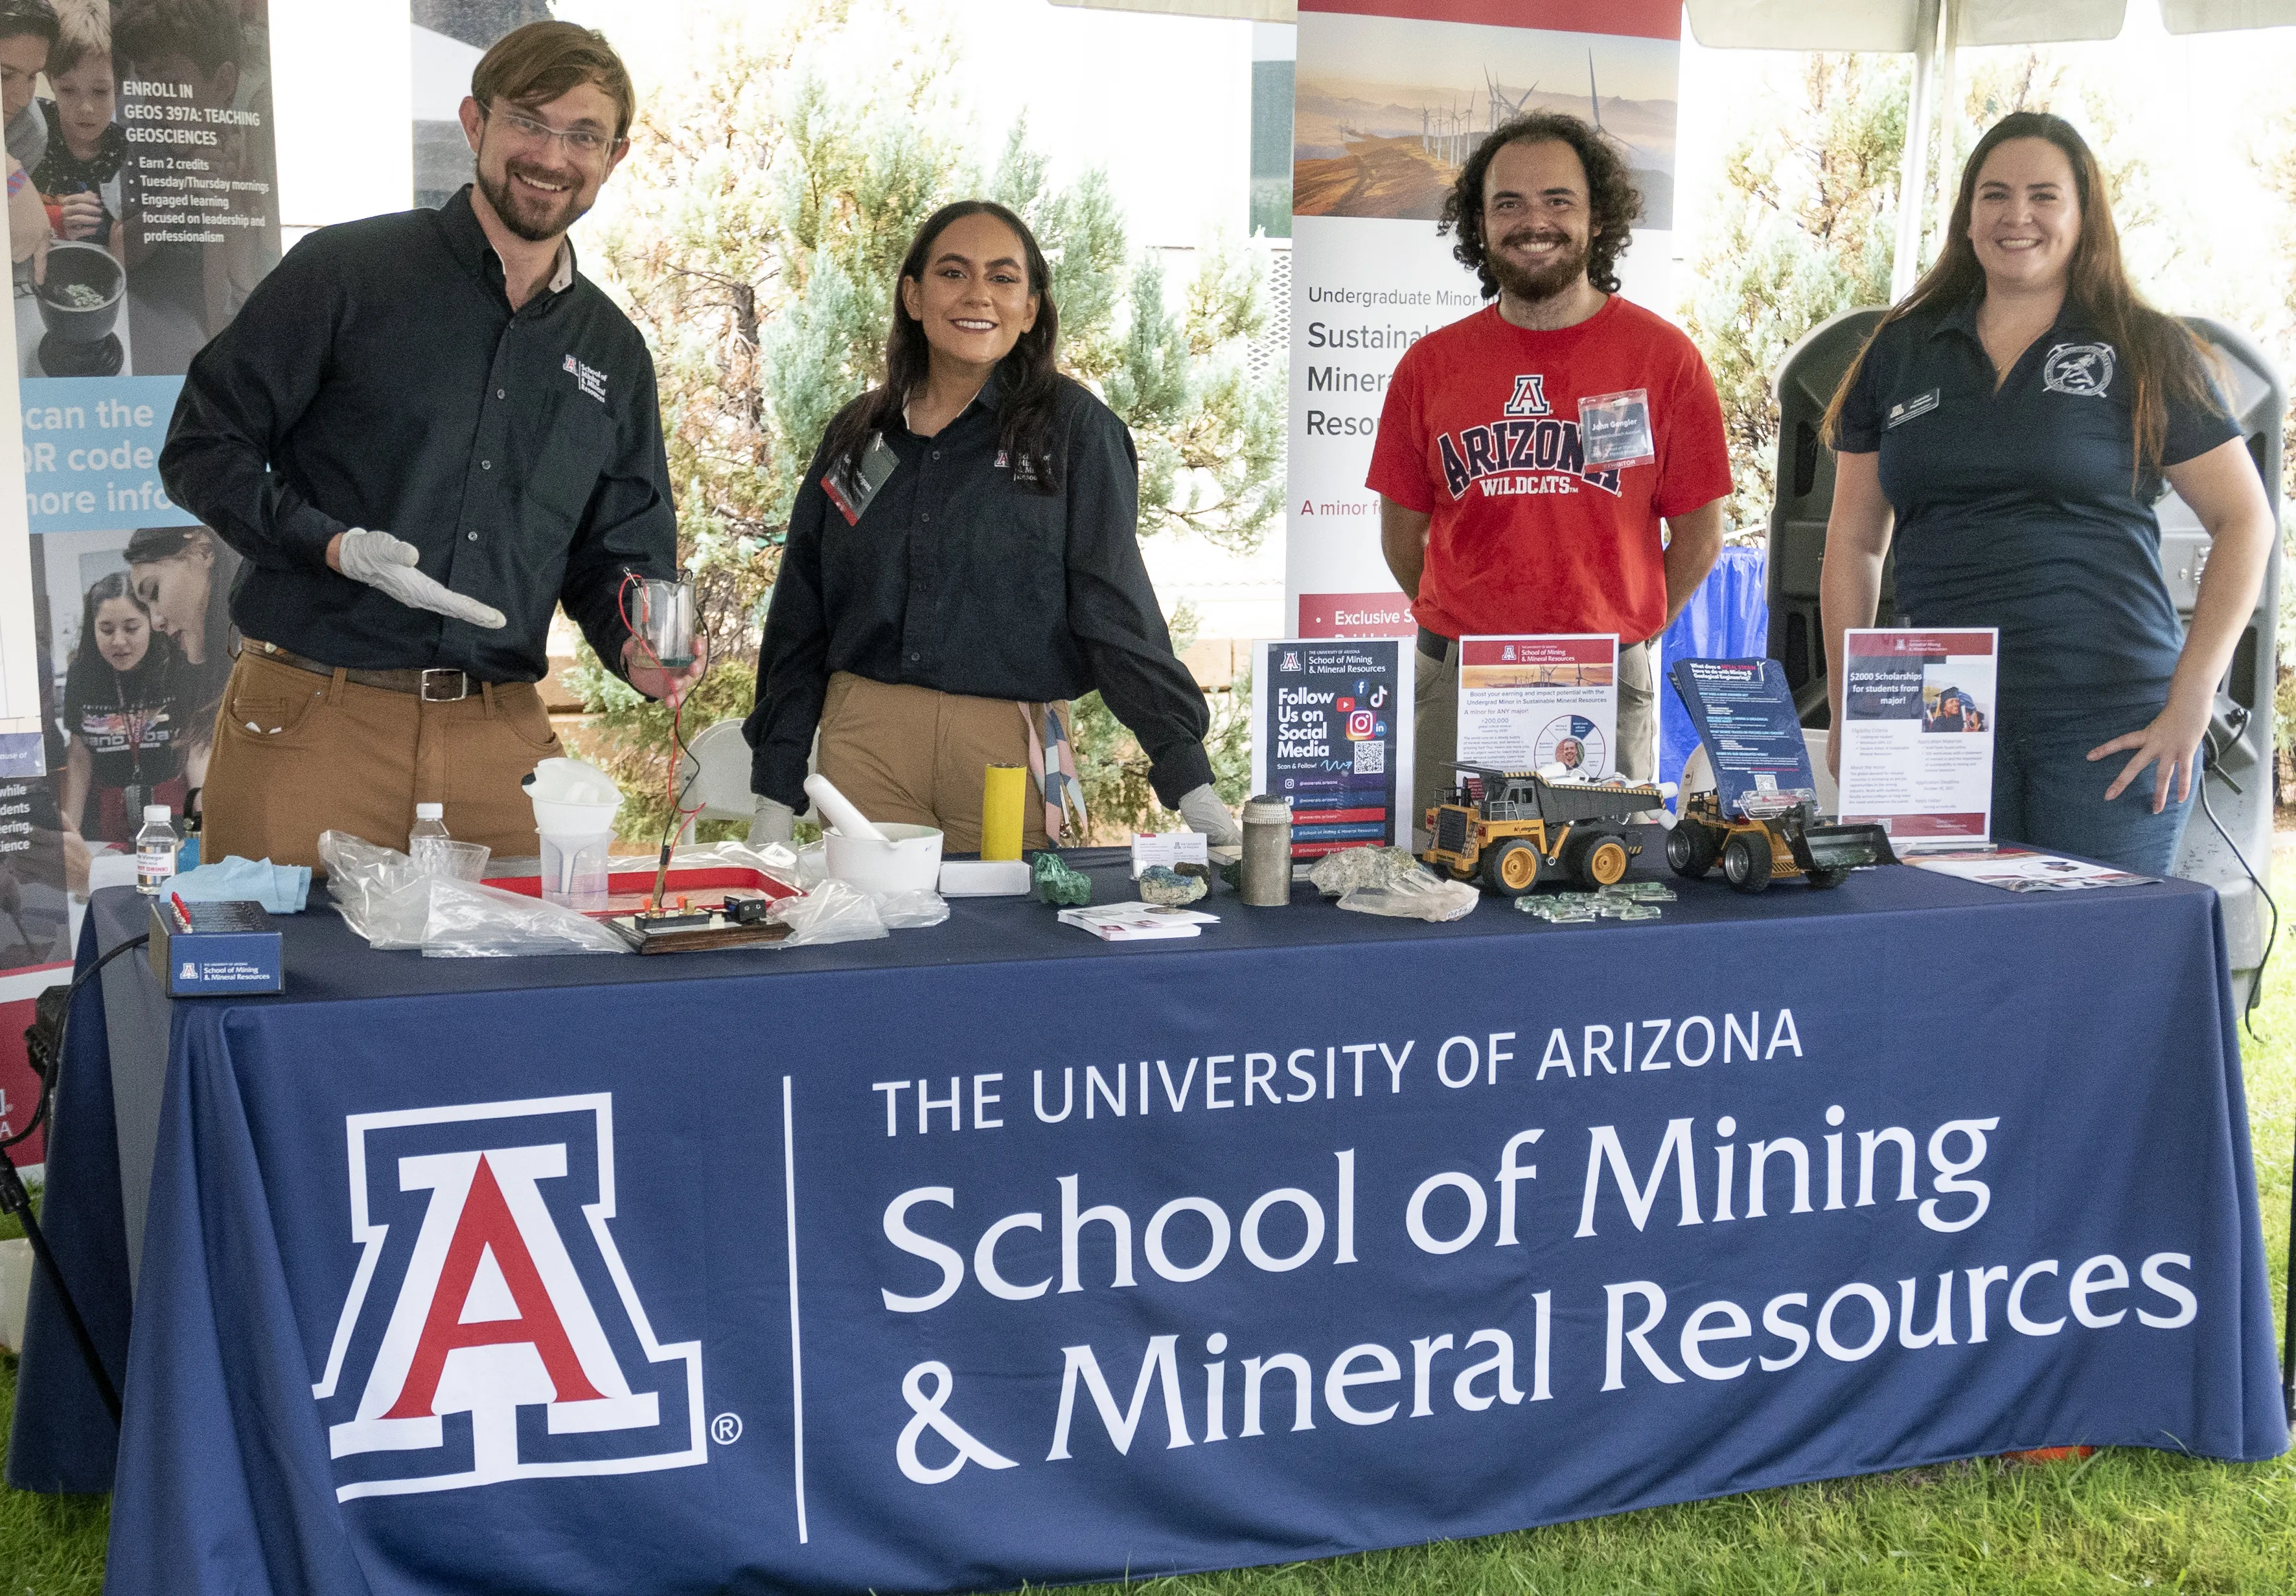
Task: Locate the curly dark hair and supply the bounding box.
[1440,112,1642,297]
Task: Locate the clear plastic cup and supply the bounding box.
[541,832,614,911]
[418,840,491,882]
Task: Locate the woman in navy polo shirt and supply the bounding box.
[1819,112,2273,874]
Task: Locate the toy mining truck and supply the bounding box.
[1421,763,1669,897]
[1666,791,1897,893]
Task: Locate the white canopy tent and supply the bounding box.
[1684,0,2296,295]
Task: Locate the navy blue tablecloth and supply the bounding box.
[12,855,2287,1594]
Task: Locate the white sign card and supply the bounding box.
[1455,634,1619,777]
[1837,628,1998,846]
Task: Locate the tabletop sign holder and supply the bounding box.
[1836,627,1999,849]
[1665,657,1819,817]
[1249,637,1412,859]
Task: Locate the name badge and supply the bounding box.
[1885,389,1941,430]
[823,433,899,526]
[1578,389,1655,469]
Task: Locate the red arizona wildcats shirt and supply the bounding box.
[1368,296,1731,644]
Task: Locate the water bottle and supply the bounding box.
[135,804,179,895]
[409,803,450,871]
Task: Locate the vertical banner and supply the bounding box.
[1250,637,1410,857]
[1285,0,1682,639]
[0,0,281,1156]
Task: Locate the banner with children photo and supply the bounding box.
[0,0,276,1158]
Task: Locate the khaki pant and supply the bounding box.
[1413,635,1657,847]
[201,647,564,872]
[816,672,1059,854]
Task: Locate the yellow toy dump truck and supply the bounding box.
[1666,791,1897,893]
[1421,763,1670,897]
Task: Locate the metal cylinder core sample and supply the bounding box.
[1239,794,1292,907]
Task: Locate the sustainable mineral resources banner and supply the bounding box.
[1251,637,1411,858]
[1837,630,1997,845]
[1456,633,1617,777]
[1285,0,1682,639]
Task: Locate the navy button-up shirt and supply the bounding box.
[1837,296,2236,716]
[746,373,1213,811]
[159,186,678,681]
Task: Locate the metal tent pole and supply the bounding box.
[1888,0,1944,301]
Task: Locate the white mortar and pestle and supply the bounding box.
[808,773,943,894]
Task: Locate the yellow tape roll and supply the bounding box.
[981,764,1027,860]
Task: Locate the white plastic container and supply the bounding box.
[541,832,613,911]
[825,822,943,895]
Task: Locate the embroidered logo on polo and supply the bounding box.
[1437,398,1622,501]
[562,352,610,405]
[313,1093,705,1499]
[992,449,1041,485]
[2042,343,2115,398]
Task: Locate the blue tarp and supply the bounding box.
[1659,546,1771,798]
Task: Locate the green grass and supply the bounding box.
[8,871,2296,1593]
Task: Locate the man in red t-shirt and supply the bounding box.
[1368,111,1730,838]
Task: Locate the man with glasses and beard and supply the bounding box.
[1369,113,1729,841]
[158,21,696,870]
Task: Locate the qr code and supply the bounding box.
[1354,740,1386,774]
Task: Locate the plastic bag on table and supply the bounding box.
[876,889,949,929]
[769,879,888,946]
[1337,874,1480,923]
[667,838,802,889]
[320,830,624,955]
[419,878,626,957]
[319,830,427,946]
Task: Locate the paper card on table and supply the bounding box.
[1456,633,1618,778]
[1837,628,1997,847]
[1131,831,1210,877]
[1909,847,2151,892]
[1057,904,1210,940]
[1250,638,1412,860]
[1666,657,1817,818]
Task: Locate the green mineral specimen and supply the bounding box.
[1032,850,1092,906]
[1138,865,1207,907]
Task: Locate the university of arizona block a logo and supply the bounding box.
[313,1095,704,1499]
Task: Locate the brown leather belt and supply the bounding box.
[244,639,488,703]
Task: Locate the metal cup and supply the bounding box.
[1239,794,1292,907]
[632,578,696,668]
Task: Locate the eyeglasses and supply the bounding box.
[485,106,614,159]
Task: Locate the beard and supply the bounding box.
[477,156,590,243]
[1486,225,1591,304]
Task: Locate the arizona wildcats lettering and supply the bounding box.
[312,1094,704,1499]
[1437,414,1621,501]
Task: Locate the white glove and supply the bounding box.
[1176,783,1241,847]
[336,528,507,630]
[749,796,795,846]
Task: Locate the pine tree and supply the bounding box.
[562,0,1280,841]
[1682,54,1907,541]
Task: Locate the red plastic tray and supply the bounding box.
[492,863,803,918]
